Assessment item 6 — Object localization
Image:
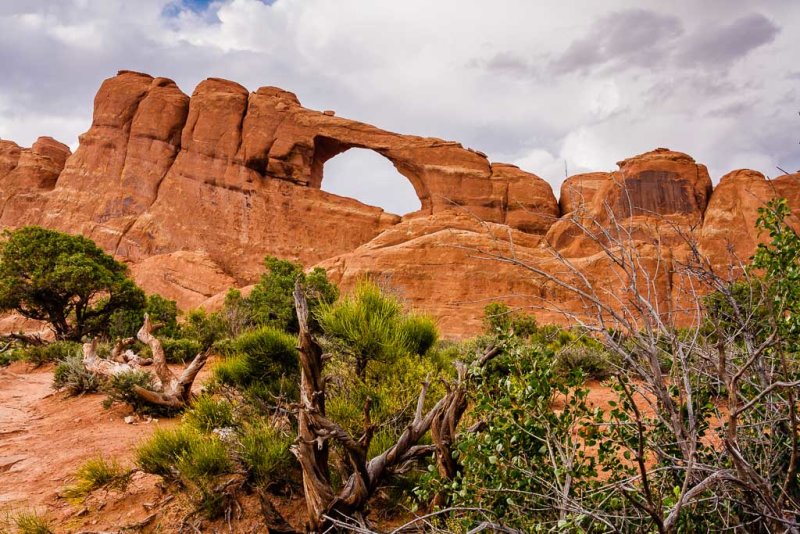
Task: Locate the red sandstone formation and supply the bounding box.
[1,71,797,336]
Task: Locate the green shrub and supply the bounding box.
[318,281,438,378]
[10,510,53,534]
[212,353,250,387]
[398,314,438,356]
[180,309,226,350]
[232,326,298,382]
[213,327,298,389]
[0,348,24,367]
[176,438,233,481]
[161,338,202,364]
[183,395,235,433]
[102,370,156,412]
[20,341,81,367]
[553,344,614,380]
[247,257,338,333]
[62,456,129,499]
[136,426,200,478]
[239,422,293,485]
[109,294,180,339]
[52,354,100,395]
[483,302,537,337]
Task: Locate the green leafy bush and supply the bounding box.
[247,256,338,333]
[180,309,226,350]
[483,302,537,337]
[318,280,438,378]
[212,353,250,387]
[417,340,597,531]
[109,294,180,339]
[52,354,100,395]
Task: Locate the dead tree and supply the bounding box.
[291,282,484,532]
[81,314,210,409]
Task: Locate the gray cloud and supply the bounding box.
[678,13,780,68]
[551,9,683,74]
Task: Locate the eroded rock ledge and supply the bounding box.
[1,71,797,336]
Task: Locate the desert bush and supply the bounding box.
[483,302,537,337]
[211,353,250,387]
[62,456,129,499]
[161,337,202,364]
[317,280,438,378]
[239,422,293,486]
[109,293,180,339]
[398,314,438,356]
[179,309,226,350]
[212,327,298,389]
[247,256,338,333]
[135,426,200,478]
[176,438,233,481]
[182,395,235,433]
[52,354,100,395]
[19,340,80,367]
[417,339,597,531]
[553,343,614,380]
[0,347,24,366]
[101,369,157,412]
[9,510,53,534]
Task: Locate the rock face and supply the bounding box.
[0,137,71,225]
[1,71,798,337]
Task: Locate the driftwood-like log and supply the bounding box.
[81,314,209,409]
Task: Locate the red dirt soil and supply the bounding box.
[0,361,311,533]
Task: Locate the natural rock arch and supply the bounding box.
[310,135,431,214]
[316,143,424,215]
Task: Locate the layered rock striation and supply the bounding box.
[1,71,797,336]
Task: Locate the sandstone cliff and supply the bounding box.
[1,71,796,336]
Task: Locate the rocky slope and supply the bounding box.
[1,71,798,336]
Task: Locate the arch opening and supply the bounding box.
[319,147,423,216]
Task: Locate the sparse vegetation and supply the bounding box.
[5,510,53,534]
[52,353,100,394]
[8,200,800,532]
[62,456,130,500]
[14,341,81,367]
[182,394,235,432]
[135,426,200,478]
[101,369,157,412]
[239,422,293,486]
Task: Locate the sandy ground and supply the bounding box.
[0,360,309,533]
[0,362,177,509]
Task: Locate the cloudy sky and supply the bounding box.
[0,0,798,214]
